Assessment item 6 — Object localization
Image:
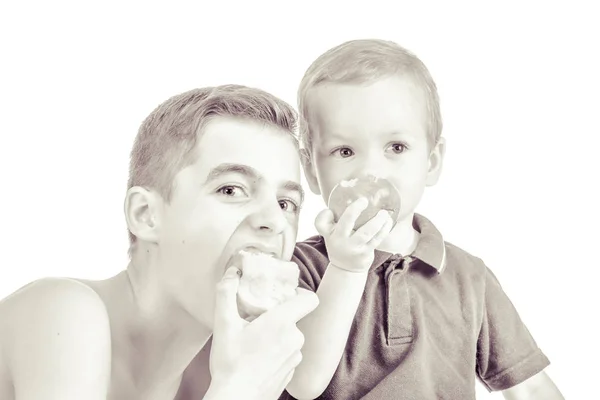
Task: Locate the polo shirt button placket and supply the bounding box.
[385,255,414,346]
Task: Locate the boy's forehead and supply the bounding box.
[308,77,428,141]
[192,117,301,183]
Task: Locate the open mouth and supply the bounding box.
[224,244,281,272]
[238,244,280,258]
[242,247,277,257]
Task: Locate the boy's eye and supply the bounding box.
[217,185,247,197]
[279,199,300,213]
[389,143,407,154]
[333,147,354,158]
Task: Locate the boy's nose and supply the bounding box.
[355,154,388,180]
[248,199,286,234]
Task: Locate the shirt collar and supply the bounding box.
[372,213,447,274]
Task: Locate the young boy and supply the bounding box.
[281,40,564,400]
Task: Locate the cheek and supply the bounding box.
[391,165,429,207]
[393,170,427,195]
[162,206,245,268]
[315,166,349,201]
[281,222,300,261]
[314,155,346,186]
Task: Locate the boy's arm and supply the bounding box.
[286,265,369,400]
[2,278,111,400]
[501,370,564,400]
[476,266,562,398]
[286,199,393,400]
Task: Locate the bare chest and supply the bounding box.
[107,364,180,400]
[107,342,212,400]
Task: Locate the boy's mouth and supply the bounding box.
[242,246,277,257]
[238,242,280,258]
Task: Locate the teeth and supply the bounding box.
[241,248,274,257]
[340,178,358,188]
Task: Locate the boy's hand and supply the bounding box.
[316,197,394,273]
[207,267,319,400]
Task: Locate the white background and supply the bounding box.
[1,1,598,398]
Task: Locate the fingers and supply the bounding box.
[335,197,369,237]
[351,209,393,246]
[314,208,335,238]
[213,267,243,335]
[261,289,319,324]
[367,212,394,249]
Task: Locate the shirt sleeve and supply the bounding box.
[476,266,550,391]
[291,236,330,292]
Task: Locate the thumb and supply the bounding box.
[213,266,243,335]
[315,208,335,238]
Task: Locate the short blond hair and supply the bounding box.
[127,84,298,248]
[298,39,442,154]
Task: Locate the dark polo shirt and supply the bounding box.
[280,214,549,400]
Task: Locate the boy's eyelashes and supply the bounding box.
[217,184,248,198]
[329,142,409,158]
[330,146,354,158]
[387,142,409,153]
[216,184,302,214]
[279,198,301,214]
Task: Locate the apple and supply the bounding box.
[327,175,401,231]
[232,250,300,321]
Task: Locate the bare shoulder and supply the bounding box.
[0,277,109,326]
[0,278,112,398]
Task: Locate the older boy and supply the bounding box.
[0,84,318,400]
[282,40,563,400]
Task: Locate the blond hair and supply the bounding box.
[298,39,442,154]
[127,84,298,249]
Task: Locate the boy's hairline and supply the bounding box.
[143,113,300,199]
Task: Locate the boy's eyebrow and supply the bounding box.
[388,130,411,137]
[205,162,305,202]
[322,132,348,142]
[205,163,259,183]
[283,181,305,204]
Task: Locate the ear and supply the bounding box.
[426,137,446,186]
[300,148,321,195]
[124,186,162,244]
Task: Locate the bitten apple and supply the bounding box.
[234,250,300,321]
[328,175,401,231]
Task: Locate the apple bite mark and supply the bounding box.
[328,175,402,231]
[339,178,358,188]
[236,250,300,321]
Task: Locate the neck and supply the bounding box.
[377,213,420,256]
[111,248,212,394]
